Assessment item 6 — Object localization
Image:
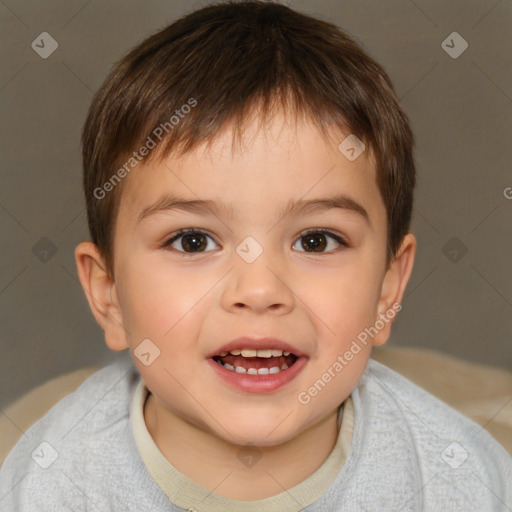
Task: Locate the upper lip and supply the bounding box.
[207,337,308,359]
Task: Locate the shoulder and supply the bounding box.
[0,353,150,510]
[353,358,512,509]
[362,358,508,447]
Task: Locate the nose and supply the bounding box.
[220,249,295,315]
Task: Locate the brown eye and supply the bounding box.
[181,233,207,252]
[165,230,218,253]
[293,230,346,253]
[302,233,326,252]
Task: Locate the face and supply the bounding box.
[110,112,391,447]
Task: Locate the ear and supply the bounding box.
[74,241,129,351]
[372,233,416,346]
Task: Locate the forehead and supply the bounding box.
[118,112,385,229]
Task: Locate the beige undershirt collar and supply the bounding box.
[131,380,354,512]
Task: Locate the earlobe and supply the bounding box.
[74,241,129,351]
[373,234,417,346]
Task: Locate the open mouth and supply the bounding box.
[212,348,299,375]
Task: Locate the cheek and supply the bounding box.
[118,263,215,389]
[311,262,381,338]
[117,260,212,343]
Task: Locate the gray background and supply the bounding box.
[1,0,511,410]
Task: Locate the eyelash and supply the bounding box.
[161,228,348,255]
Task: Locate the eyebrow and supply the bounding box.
[137,193,371,228]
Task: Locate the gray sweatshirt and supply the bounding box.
[1,354,510,511]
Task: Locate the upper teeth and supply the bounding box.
[219,349,291,357]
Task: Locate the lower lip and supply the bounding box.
[207,356,308,393]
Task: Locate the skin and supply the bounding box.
[75,110,416,501]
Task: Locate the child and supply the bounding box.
[1,1,510,510]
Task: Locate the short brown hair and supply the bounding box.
[82,0,415,276]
